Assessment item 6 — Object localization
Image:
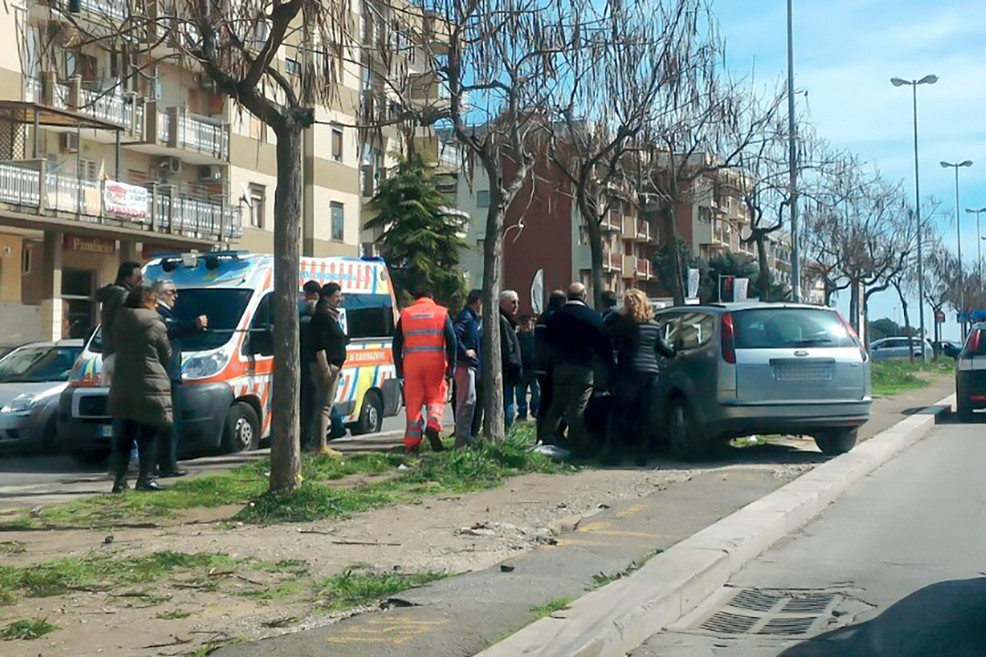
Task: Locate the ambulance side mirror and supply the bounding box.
[249,326,275,357]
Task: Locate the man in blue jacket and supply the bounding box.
[453,289,482,448]
[152,279,207,477]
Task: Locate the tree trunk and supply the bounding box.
[896,283,914,362]
[480,195,506,442]
[661,207,684,305]
[268,125,303,494]
[754,232,770,300]
[586,216,605,309]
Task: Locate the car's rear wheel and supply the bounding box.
[667,397,708,461]
[221,402,260,454]
[814,428,858,455]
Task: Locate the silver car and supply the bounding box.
[654,303,872,460]
[0,340,84,454]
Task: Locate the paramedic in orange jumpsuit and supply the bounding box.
[392,289,458,454]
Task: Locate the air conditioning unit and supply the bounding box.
[159,156,182,175]
[60,132,79,153]
[198,165,223,181]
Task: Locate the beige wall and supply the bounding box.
[0,233,23,302]
[0,301,41,346]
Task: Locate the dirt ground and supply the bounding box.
[0,445,818,657]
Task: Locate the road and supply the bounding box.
[630,414,986,657]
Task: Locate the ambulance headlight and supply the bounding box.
[182,351,229,380]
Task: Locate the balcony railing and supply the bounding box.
[24,77,41,103]
[637,258,654,280]
[0,160,241,241]
[78,86,145,138]
[78,0,128,22]
[622,255,638,279]
[158,108,230,160]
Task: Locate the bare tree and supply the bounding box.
[922,237,957,345]
[543,0,702,307]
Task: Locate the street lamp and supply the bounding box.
[942,160,974,337]
[966,207,986,282]
[890,74,937,349]
[787,0,801,302]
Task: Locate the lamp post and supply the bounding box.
[786,0,801,302]
[890,75,936,348]
[967,207,986,283]
[942,160,974,337]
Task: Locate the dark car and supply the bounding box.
[955,326,986,420]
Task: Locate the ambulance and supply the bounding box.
[57,252,403,463]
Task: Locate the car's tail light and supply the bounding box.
[838,313,868,362]
[970,330,982,354]
[721,312,736,364]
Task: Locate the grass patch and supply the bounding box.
[1,617,58,640]
[316,567,448,610]
[1,425,575,529]
[240,579,308,601]
[155,608,191,620]
[0,551,234,605]
[872,359,951,396]
[589,549,664,590]
[531,597,573,619]
[0,541,26,555]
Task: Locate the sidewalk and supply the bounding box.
[212,378,956,657]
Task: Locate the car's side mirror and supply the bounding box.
[248,326,275,357]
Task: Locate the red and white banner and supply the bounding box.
[103,180,149,220]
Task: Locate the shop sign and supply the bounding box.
[64,234,116,255]
[103,180,149,221]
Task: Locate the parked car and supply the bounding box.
[933,340,962,359]
[0,340,83,454]
[653,303,872,460]
[955,325,986,421]
[869,337,934,361]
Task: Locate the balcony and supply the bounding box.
[29,76,144,138]
[604,252,623,273]
[153,107,230,162]
[622,255,638,279]
[0,160,241,241]
[623,218,651,243]
[637,258,655,280]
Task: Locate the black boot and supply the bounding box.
[135,449,164,492]
[111,452,130,494]
[425,427,446,452]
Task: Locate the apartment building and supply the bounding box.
[0,0,441,344]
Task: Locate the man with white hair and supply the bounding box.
[498,290,523,428]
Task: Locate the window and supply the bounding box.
[733,308,856,349]
[77,158,98,182]
[285,58,301,75]
[249,184,265,229]
[344,293,395,339]
[0,345,83,383]
[476,190,490,208]
[331,126,344,163]
[21,245,31,275]
[655,312,680,346]
[677,313,715,350]
[61,269,95,338]
[331,202,345,241]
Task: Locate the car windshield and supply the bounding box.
[86,289,253,354]
[733,308,856,349]
[173,289,254,352]
[0,346,83,382]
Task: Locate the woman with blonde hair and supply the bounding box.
[604,288,676,465]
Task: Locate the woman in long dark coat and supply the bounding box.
[108,285,173,492]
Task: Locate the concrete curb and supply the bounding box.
[475,394,955,657]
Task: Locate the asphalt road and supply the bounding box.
[630,413,986,657]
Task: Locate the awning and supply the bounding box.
[0,100,124,131]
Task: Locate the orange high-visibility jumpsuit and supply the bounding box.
[393,297,456,450]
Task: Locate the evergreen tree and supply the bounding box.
[366,155,469,307]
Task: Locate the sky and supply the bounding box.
[715,0,986,340]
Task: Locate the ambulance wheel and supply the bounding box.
[352,392,383,436]
[222,402,260,453]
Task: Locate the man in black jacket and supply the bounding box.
[152,279,207,477]
[539,283,614,455]
[534,289,566,436]
[453,289,482,448]
[299,280,322,451]
[499,290,523,429]
[309,283,348,457]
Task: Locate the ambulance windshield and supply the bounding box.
[173,288,253,352]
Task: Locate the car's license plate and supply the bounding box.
[99,424,113,439]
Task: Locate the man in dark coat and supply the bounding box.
[96,260,143,382]
[539,283,615,455]
[299,280,322,450]
[515,315,540,421]
[453,289,482,448]
[534,289,567,436]
[152,280,207,478]
[499,290,523,429]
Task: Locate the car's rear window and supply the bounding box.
[733,308,856,349]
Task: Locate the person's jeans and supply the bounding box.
[113,419,158,482]
[453,366,478,448]
[515,375,541,420]
[156,383,182,473]
[504,381,516,430]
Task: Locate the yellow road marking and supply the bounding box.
[615,504,648,518]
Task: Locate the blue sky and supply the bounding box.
[716,0,986,339]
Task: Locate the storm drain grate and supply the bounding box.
[693,589,844,638]
[699,611,759,634]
